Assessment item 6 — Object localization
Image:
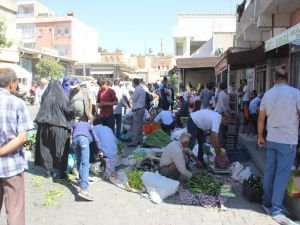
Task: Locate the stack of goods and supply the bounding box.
[135,157,160,172]
[144,129,171,148]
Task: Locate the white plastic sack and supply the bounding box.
[237,167,252,183]
[141,172,180,204]
[231,162,244,180]
[171,128,187,141]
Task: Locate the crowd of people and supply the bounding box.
[1,67,299,224]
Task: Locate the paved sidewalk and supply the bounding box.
[0,159,278,225]
[0,105,279,225]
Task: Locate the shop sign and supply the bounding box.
[265,23,300,52]
[215,58,227,75]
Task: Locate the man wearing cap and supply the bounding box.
[258,69,300,224]
[0,68,34,225]
[94,80,118,131]
[159,132,202,180]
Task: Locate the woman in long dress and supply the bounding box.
[35,80,74,178]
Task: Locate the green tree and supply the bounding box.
[35,56,64,79]
[170,73,179,94]
[0,19,12,48]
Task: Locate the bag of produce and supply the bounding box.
[286,170,300,197]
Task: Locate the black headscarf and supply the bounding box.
[35,80,74,128]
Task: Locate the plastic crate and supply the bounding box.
[226,148,249,162]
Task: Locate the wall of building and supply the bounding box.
[71,17,99,63]
[0,0,19,62]
[213,33,235,54]
[291,8,300,26]
[173,14,236,57]
[184,69,215,88]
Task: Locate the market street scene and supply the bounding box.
[1,0,300,225]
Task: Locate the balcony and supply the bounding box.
[236,0,258,41]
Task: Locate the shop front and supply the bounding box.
[265,22,300,89]
[214,46,266,93]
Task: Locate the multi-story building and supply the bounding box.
[16,0,99,74]
[173,13,236,86]
[215,0,300,96]
[0,0,19,63]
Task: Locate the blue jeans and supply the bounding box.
[71,135,90,191]
[114,113,122,139]
[263,141,296,216]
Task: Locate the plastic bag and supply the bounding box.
[237,167,252,183]
[231,162,244,180]
[109,168,142,193]
[286,170,300,197]
[141,172,180,204]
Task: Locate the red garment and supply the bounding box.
[96,88,117,118]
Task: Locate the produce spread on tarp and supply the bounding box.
[105,128,259,209]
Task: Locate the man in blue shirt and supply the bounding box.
[93,124,118,178]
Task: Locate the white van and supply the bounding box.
[0,63,32,92]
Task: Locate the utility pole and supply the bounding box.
[160,38,163,55]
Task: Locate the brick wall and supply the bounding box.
[291,8,300,26]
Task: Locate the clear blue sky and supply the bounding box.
[41,0,239,55]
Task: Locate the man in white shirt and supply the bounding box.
[36,78,48,104]
[241,79,250,121]
[258,69,300,223]
[153,105,175,134]
[128,78,146,147]
[187,109,230,167]
[214,82,231,116]
[159,133,202,180]
[112,79,130,139]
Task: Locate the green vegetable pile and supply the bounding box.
[117,140,125,158]
[183,171,223,196]
[126,168,144,191]
[130,152,147,160]
[144,129,171,148]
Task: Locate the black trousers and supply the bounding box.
[187,116,206,162]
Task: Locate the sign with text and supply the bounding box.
[265,23,300,52]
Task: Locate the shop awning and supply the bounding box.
[215,46,265,74]
[176,57,219,69]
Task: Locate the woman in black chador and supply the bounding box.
[35,80,74,178]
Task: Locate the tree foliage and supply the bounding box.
[35,56,64,79]
[170,73,179,94]
[0,19,12,48]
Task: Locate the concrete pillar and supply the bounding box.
[184,37,191,56]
